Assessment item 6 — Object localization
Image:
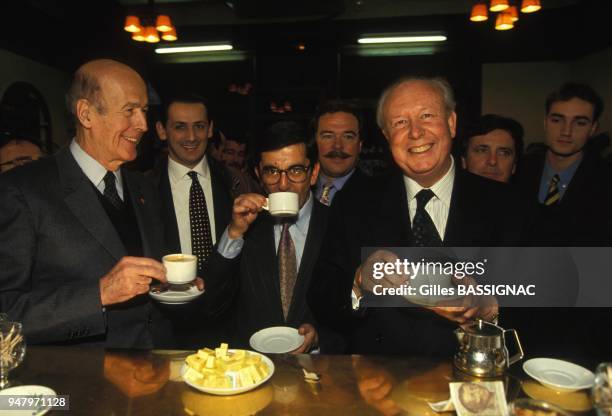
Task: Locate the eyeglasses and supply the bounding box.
[260,164,311,185]
[0,156,38,170]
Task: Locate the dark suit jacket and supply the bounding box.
[510,151,612,361]
[328,168,372,207]
[515,151,612,245]
[205,199,329,348]
[149,155,234,260]
[0,147,172,348]
[309,166,528,356]
[148,155,235,348]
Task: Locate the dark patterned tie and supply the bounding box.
[278,222,297,320]
[103,171,123,210]
[188,171,213,270]
[544,174,561,206]
[412,189,442,247]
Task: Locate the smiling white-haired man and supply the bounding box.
[309,76,529,356]
[0,59,174,348]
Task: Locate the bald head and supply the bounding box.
[66,59,145,123]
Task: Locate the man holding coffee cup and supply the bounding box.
[0,59,174,348]
[204,121,328,353]
[151,94,234,347]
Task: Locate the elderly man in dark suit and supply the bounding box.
[204,121,328,352]
[310,76,526,356]
[0,59,173,348]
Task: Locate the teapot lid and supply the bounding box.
[463,319,503,337]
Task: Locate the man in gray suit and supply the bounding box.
[0,59,172,348]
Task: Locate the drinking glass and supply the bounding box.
[593,362,612,416]
[0,321,26,389]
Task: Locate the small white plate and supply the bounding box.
[523,358,595,392]
[249,326,304,353]
[181,350,275,395]
[0,385,57,416]
[149,285,204,305]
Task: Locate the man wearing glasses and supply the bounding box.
[0,134,43,173]
[203,121,327,353]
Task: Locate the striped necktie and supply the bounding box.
[544,174,561,206]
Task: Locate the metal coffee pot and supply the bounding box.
[454,319,524,378]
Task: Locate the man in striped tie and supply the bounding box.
[515,82,611,245]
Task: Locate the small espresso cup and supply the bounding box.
[162,253,197,284]
[263,192,299,217]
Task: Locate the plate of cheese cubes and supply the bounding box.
[182,343,274,395]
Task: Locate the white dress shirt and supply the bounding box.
[70,139,124,200]
[403,156,455,241]
[167,156,217,255]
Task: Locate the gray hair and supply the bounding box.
[375,76,456,131]
[65,69,105,122]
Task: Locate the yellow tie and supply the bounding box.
[544,174,561,206]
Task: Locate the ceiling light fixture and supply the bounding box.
[155,44,234,54]
[161,27,177,42]
[495,11,514,30]
[358,34,447,44]
[470,3,489,22]
[489,0,509,12]
[155,15,173,32]
[507,5,519,22]
[521,0,541,13]
[124,16,142,33]
[144,26,160,43]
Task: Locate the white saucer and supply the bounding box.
[249,326,304,353]
[149,285,204,305]
[0,385,57,416]
[523,358,595,392]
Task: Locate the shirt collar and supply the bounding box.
[167,155,210,184]
[317,169,355,192]
[542,153,583,186]
[277,191,313,237]
[69,139,123,191]
[403,156,455,206]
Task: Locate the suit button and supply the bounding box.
[375,333,383,343]
[147,316,153,325]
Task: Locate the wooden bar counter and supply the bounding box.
[10,346,596,415]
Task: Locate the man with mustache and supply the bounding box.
[220,135,247,172]
[0,59,174,347]
[312,100,371,206]
[515,82,612,244]
[152,94,235,347]
[461,114,524,183]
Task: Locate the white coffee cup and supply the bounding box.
[263,192,299,217]
[162,253,197,284]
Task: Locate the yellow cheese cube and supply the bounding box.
[205,356,215,369]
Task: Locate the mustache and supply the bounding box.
[323,150,351,159]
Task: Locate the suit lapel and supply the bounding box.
[57,147,126,261]
[250,216,283,318]
[124,171,156,258]
[209,156,233,241]
[287,200,328,323]
[156,159,182,253]
[377,171,412,244]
